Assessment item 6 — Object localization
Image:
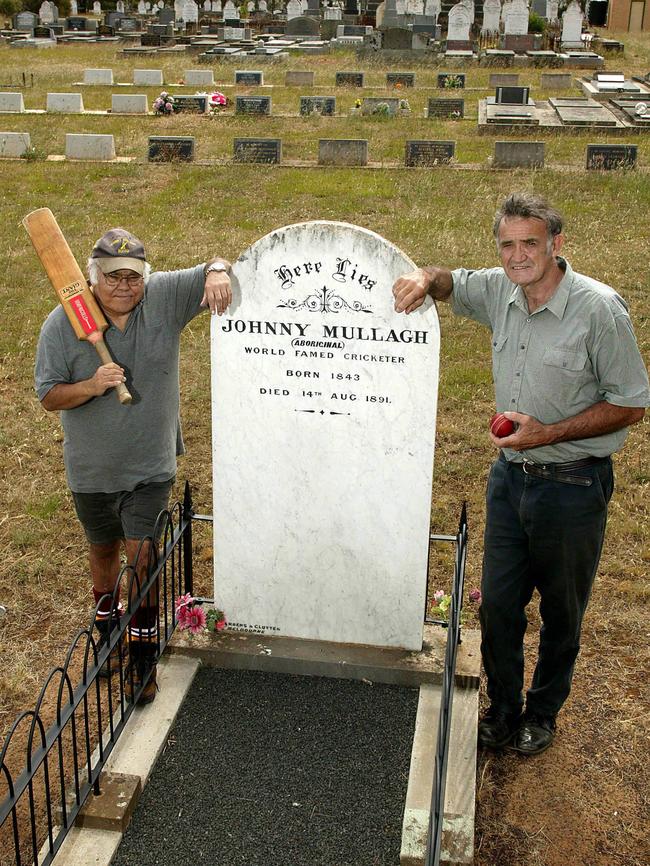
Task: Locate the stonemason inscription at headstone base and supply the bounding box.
[405,140,455,166]
[148,135,195,161]
[428,97,464,118]
[233,137,282,163]
[586,144,637,170]
[211,222,440,650]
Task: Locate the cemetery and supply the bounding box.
[0,2,649,865]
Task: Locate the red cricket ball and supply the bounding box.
[490,413,516,438]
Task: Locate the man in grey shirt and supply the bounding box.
[393,192,648,755]
[35,228,232,704]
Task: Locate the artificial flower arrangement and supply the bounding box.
[207,91,229,114]
[175,593,227,635]
[153,91,175,115]
[430,587,481,622]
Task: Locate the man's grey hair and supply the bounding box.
[493,192,564,240]
[87,258,152,287]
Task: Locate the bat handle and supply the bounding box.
[91,334,133,405]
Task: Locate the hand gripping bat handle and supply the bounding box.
[90,335,133,405]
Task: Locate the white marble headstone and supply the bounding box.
[70,0,78,14]
[211,222,440,651]
[214,0,222,11]
[223,0,236,15]
[259,0,267,10]
[460,0,474,23]
[175,0,184,15]
[424,0,440,19]
[447,2,471,40]
[116,0,124,10]
[183,0,199,19]
[546,0,558,21]
[286,0,301,17]
[39,1,55,22]
[92,0,101,14]
[482,0,500,32]
[138,0,146,12]
[561,0,582,43]
[504,0,528,33]
[301,0,309,11]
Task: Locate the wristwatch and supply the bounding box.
[205,262,229,276]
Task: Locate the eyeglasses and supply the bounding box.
[102,272,143,288]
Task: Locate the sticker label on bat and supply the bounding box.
[60,280,85,300]
[68,296,98,335]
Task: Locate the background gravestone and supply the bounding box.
[211,222,440,650]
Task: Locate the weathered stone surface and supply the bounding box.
[493,140,545,167]
[0,93,25,113]
[0,132,31,157]
[285,70,315,87]
[111,94,149,113]
[184,69,215,86]
[65,133,116,160]
[83,68,114,85]
[318,139,368,165]
[46,93,84,113]
[133,69,164,86]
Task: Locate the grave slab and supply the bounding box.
[318,138,369,166]
[47,93,84,113]
[427,98,464,119]
[235,69,263,85]
[489,72,519,87]
[148,135,195,161]
[0,131,31,157]
[235,95,271,115]
[586,143,637,169]
[233,137,282,163]
[493,140,545,168]
[83,68,114,85]
[405,140,455,166]
[133,69,164,86]
[0,93,26,112]
[300,96,336,116]
[210,222,440,650]
[111,94,149,113]
[184,68,215,86]
[540,72,572,89]
[285,70,315,87]
[65,133,116,160]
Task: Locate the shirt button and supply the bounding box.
[526,317,531,323]
[520,344,525,350]
[511,399,516,403]
[516,372,520,377]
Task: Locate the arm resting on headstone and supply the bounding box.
[392,267,453,314]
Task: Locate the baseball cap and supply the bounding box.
[91,228,147,276]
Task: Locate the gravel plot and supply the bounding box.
[113,666,419,866]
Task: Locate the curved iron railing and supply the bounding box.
[0,483,195,866]
[426,503,469,866]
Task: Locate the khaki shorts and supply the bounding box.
[71,479,174,545]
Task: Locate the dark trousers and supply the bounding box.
[480,454,614,718]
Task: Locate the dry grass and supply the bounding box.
[0,35,649,866]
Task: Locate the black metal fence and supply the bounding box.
[426,504,469,866]
[0,483,195,866]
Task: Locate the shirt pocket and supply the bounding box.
[542,345,589,375]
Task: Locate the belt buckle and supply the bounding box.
[522,461,532,475]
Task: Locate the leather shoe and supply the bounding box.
[512,713,556,756]
[478,707,521,749]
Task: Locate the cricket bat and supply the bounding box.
[23,207,132,405]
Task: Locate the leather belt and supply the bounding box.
[516,456,608,486]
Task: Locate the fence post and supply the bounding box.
[182,481,194,596]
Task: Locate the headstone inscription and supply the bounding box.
[427,97,464,118]
[33,25,55,38]
[211,222,440,650]
[173,95,208,113]
[585,144,637,170]
[300,96,336,115]
[235,70,263,85]
[15,11,38,31]
[336,72,364,88]
[405,140,455,166]
[148,135,195,161]
[235,96,271,115]
[233,138,282,163]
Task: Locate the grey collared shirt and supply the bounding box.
[451,258,650,463]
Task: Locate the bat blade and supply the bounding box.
[24,208,132,404]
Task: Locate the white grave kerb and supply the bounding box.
[211,221,440,651]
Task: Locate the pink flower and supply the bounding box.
[165,102,173,112]
[175,593,193,614]
[215,617,226,632]
[469,588,482,604]
[433,590,445,602]
[186,605,207,634]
